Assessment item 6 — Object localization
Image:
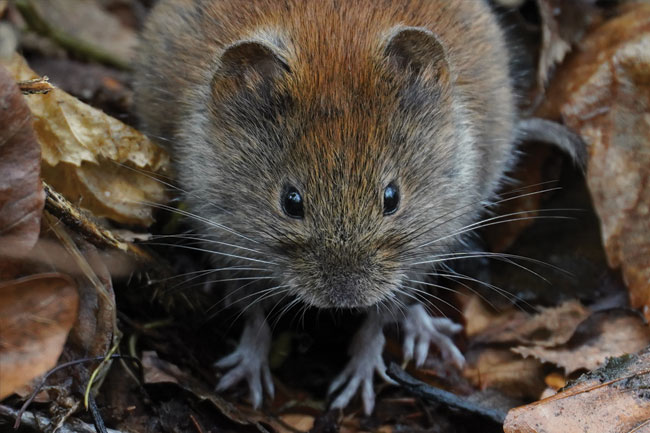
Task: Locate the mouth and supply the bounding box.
[295,284,391,310]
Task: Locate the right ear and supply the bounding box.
[213,39,290,91]
[383,26,450,84]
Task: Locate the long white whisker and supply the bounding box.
[139,201,259,244]
[416,210,577,250]
[145,242,276,265]
[148,234,270,257]
[399,284,463,316]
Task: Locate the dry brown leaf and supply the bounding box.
[17,0,136,69]
[540,3,650,319]
[467,297,589,347]
[464,348,546,400]
[0,64,44,260]
[513,309,650,374]
[1,53,169,226]
[142,350,187,385]
[504,347,650,433]
[463,294,526,339]
[279,414,315,432]
[0,273,78,399]
[44,216,118,366]
[141,351,282,431]
[536,0,600,87]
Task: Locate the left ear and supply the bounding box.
[382,25,451,83]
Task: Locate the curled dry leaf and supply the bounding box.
[512,309,650,374]
[467,298,590,347]
[278,414,315,433]
[141,351,273,431]
[1,53,169,226]
[44,217,118,368]
[464,348,546,400]
[535,0,600,88]
[539,3,650,319]
[0,273,78,399]
[0,64,44,260]
[504,347,650,433]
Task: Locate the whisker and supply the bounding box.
[414,210,577,250]
[138,201,258,244]
[432,271,537,313]
[144,242,276,265]
[148,233,270,257]
[399,284,463,316]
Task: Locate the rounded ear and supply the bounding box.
[383,26,450,82]
[214,39,290,90]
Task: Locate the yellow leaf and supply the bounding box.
[2,53,170,226]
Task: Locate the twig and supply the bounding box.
[88,394,108,433]
[0,404,123,433]
[14,354,142,429]
[386,363,507,425]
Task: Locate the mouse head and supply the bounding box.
[181,25,483,309]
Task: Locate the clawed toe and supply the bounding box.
[328,311,394,415]
[402,304,465,369]
[214,310,274,408]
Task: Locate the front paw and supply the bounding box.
[402,303,465,368]
[214,311,274,408]
[328,313,395,415]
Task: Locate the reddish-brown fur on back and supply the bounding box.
[135,0,516,308]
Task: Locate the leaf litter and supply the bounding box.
[1,1,650,432]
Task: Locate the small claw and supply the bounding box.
[216,365,246,391]
[415,338,430,367]
[361,377,375,415]
[328,311,390,414]
[262,364,275,398]
[401,304,465,369]
[431,317,463,334]
[403,334,415,363]
[443,341,466,369]
[327,368,349,396]
[214,309,274,408]
[249,370,263,409]
[330,375,362,409]
[375,356,397,385]
[214,351,241,369]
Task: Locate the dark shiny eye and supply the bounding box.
[383,182,400,216]
[282,186,304,219]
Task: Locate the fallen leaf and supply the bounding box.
[504,347,650,433]
[0,273,78,399]
[1,53,169,226]
[142,350,187,385]
[463,294,527,339]
[539,3,650,319]
[16,0,136,69]
[141,351,272,431]
[471,300,590,347]
[536,0,600,87]
[513,309,650,373]
[464,348,546,400]
[45,217,118,366]
[278,414,315,432]
[0,63,44,260]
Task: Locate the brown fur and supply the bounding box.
[134,0,516,309]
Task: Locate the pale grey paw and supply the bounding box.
[402,303,465,368]
[328,312,395,415]
[214,312,274,408]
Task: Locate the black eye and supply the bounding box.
[282,186,304,219]
[383,182,400,215]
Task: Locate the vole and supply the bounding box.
[134,0,521,414]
